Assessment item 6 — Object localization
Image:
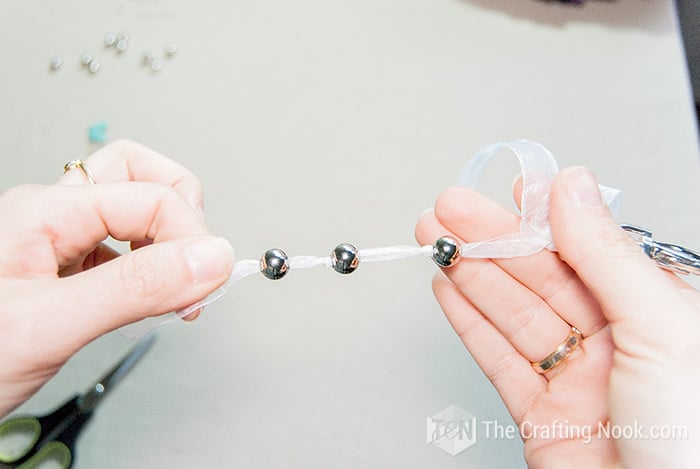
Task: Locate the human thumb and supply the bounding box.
[549,166,691,329]
[45,234,234,341]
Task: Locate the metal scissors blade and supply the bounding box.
[78,334,157,413]
[621,225,700,276]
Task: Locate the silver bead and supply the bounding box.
[164,42,177,57]
[104,32,117,47]
[261,248,289,280]
[80,53,93,66]
[87,60,101,74]
[432,237,461,267]
[115,39,128,53]
[331,243,359,274]
[49,56,63,71]
[150,59,163,72]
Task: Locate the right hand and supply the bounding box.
[416,166,700,468]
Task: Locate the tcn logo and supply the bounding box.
[426,405,477,456]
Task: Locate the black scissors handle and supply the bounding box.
[1,396,92,469]
[0,336,156,468]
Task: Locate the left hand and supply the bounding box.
[0,140,234,417]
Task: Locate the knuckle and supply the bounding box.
[537,265,575,303]
[452,259,491,287]
[0,185,50,219]
[173,175,203,204]
[564,219,641,269]
[188,178,204,200]
[104,139,152,169]
[485,349,521,386]
[155,184,186,211]
[119,253,171,300]
[592,222,641,260]
[1,184,42,202]
[504,300,541,338]
[106,138,141,156]
[455,314,486,344]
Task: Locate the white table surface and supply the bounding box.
[1,1,698,468]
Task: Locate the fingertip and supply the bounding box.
[182,307,202,322]
[552,166,603,210]
[415,208,436,244]
[511,175,523,211]
[434,186,471,225]
[431,270,451,294]
[184,236,235,284]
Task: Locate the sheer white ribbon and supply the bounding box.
[120,140,621,338]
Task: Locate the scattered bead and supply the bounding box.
[115,39,128,53]
[88,60,101,74]
[80,53,93,66]
[164,42,177,57]
[150,59,163,72]
[49,56,63,71]
[331,243,359,274]
[261,249,289,280]
[104,32,117,47]
[88,121,108,144]
[432,237,461,267]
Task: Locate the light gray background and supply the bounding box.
[1,1,699,468]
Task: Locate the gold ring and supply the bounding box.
[63,159,96,184]
[531,326,583,374]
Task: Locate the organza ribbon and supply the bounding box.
[120,140,621,338]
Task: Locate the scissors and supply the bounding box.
[0,334,156,469]
[622,225,700,276]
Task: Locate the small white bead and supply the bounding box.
[49,56,63,70]
[104,33,117,47]
[150,59,163,72]
[164,42,177,57]
[88,61,101,73]
[80,53,93,66]
[116,39,128,53]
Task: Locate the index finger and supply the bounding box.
[58,140,204,215]
[432,186,606,336]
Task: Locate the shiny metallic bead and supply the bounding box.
[115,39,128,53]
[331,243,359,274]
[150,59,163,72]
[164,42,177,57]
[104,32,117,47]
[49,56,63,71]
[87,60,101,74]
[261,248,289,280]
[432,236,461,267]
[80,53,93,66]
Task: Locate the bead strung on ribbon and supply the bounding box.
[250,238,458,283]
[119,140,622,339]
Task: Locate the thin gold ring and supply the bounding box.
[531,326,583,374]
[63,159,96,185]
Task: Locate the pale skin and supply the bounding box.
[0,140,234,417]
[415,167,700,468]
[2,144,699,467]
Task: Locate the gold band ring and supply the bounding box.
[63,159,96,185]
[531,326,583,374]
